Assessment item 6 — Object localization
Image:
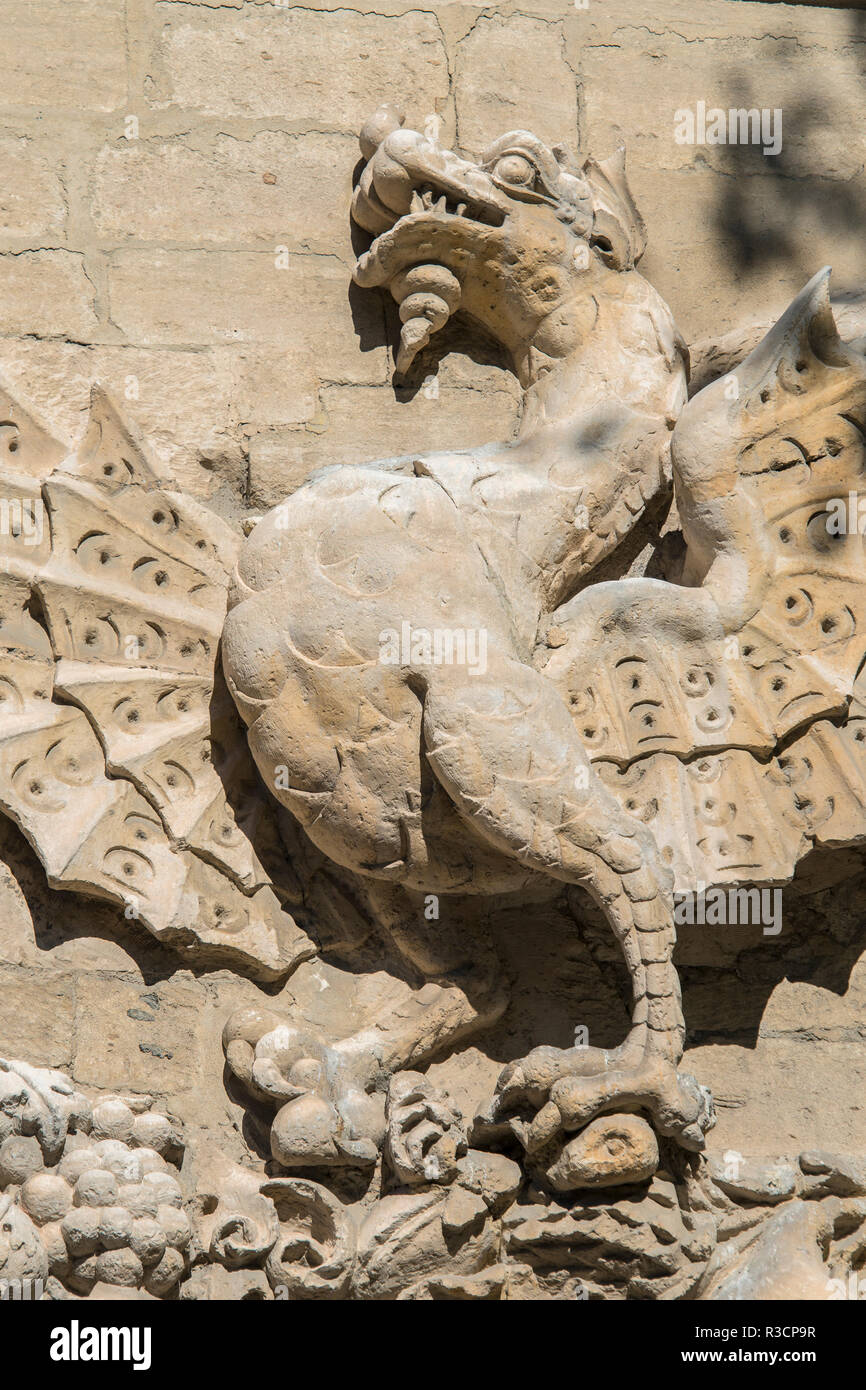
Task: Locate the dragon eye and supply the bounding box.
[494,154,535,187]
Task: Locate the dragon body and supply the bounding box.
[2,107,865,1181]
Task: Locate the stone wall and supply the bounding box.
[1,0,865,509]
[2,0,866,1175]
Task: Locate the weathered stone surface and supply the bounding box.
[247,380,521,507]
[707,1155,799,1205]
[1,0,866,1310]
[575,0,866,341]
[92,133,360,252]
[455,14,579,158]
[0,253,97,339]
[152,6,449,126]
[0,0,126,111]
[686,1040,866,1156]
[541,1115,660,1192]
[0,138,66,242]
[0,970,76,1070]
[799,1150,866,1198]
[73,978,206,1096]
[703,1202,834,1301]
[107,251,389,383]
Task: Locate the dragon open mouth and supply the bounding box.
[409,185,504,224]
[354,183,506,289]
[351,167,510,372]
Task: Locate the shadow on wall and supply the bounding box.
[710,8,866,287]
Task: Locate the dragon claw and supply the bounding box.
[485,1049,715,1162]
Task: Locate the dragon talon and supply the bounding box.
[486,1048,715,1171]
[526,1100,563,1155]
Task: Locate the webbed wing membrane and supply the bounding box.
[544,270,866,891]
[0,384,313,979]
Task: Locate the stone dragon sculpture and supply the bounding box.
[1,105,865,1191]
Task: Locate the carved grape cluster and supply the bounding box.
[0,1073,188,1298]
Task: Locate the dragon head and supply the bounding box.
[351,104,648,379]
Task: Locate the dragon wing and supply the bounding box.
[542,269,866,892]
[0,382,313,979]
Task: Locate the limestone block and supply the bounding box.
[455,14,579,158]
[0,0,125,111]
[107,251,389,385]
[72,977,206,1096]
[0,253,97,340]
[0,970,75,1070]
[575,0,866,340]
[0,137,67,242]
[689,1040,866,1156]
[247,382,520,506]
[153,6,449,127]
[91,132,359,252]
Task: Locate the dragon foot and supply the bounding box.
[476,1044,715,1168]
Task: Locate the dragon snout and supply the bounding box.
[352,104,505,236]
[351,106,509,373]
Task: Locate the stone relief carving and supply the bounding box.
[4,1056,866,1301]
[2,105,866,1299]
[0,1057,188,1298]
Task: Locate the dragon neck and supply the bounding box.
[501,271,689,612]
[512,271,687,438]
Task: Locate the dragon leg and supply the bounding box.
[421,649,714,1153]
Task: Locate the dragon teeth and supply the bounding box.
[408,188,470,219]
